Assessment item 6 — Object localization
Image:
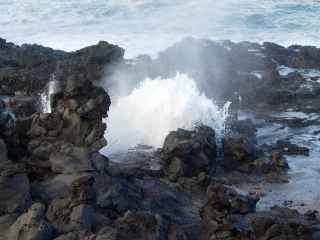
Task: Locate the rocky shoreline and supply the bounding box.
[1,37,320,239]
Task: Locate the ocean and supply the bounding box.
[1,0,320,57]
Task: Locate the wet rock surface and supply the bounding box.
[161,126,216,182]
[200,184,320,240]
[1,37,320,239]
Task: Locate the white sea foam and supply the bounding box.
[101,73,230,154]
[277,65,320,82]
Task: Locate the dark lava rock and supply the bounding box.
[200,183,258,240]
[0,174,31,215]
[55,41,124,86]
[113,37,320,113]
[8,202,53,240]
[223,120,259,171]
[223,120,289,179]
[200,184,319,240]
[0,38,124,97]
[161,126,216,182]
[274,140,309,156]
[1,38,320,240]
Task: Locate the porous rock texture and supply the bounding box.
[161,126,216,182]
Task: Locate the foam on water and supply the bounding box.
[101,73,230,154]
[1,0,320,57]
[277,65,320,82]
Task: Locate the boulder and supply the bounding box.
[7,95,38,118]
[201,184,258,218]
[49,144,93,174]
[96,177,143,216]
[223,119,258,171]
[0,214,19,239]
[46,198,93,234]
[7,203,53,240]
[111,211,159,240]
[0,138,7,162]
[200,184,319,240]
[0,174,31,215]
[245,207,318,240]
[161,126,216,181]
[0,38,123,96]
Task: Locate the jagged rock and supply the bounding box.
[254,150,289,176]
[49,144,93,174]
[0,214,19,239]
[161,126,216,181]
[31,173,92,203]
[223,119,289,179]
[200,184,319,240]
[0,139,7,162]
[55,41,124,85]
[90,152,109,173]
[47,198,93,234]
[0,38,123,96]
[71,175,95,203]
[274,140,310,156]
[244,206,318,240]
[201,184,258,217]
[53,231,93,240]
[7,95,38,118]
[0,174,31,215]
[7,203,53,240]
[0,100,25,160]
[223,119,259,171]
[96,177,143,216]
[110,211,159,240]
[200,184,257,240]
[26,78,110,180]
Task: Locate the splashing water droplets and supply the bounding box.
[102,73,230,154]
[40,74,60,113]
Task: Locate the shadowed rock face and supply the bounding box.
[0,38,120,240]
[113,37,320,113]
[0,38,124,97]
[27,79,110,181]
[161,126,216,182]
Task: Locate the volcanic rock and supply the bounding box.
[0,138,7,162]
[7,203,53,240]
[161,126,216,182]
[47,199,93,234]
[0,174,31,215]
[0,38,124,97]
[200,184,319,240]
[223,119,259,171]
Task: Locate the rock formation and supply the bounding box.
[1,37,320,240]
[200,184,320,240]
[161,126,216,182]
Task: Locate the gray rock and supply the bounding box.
[47,199,93,234]
[0,214,18,239]
[161,126,216,181]
[49,144,93,174]
[0,174,31,214]
[0,139,7,162]
[7,203,53,240]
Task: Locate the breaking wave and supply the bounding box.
[101,73,230,154]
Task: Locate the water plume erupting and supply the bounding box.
[102,73,230,154]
